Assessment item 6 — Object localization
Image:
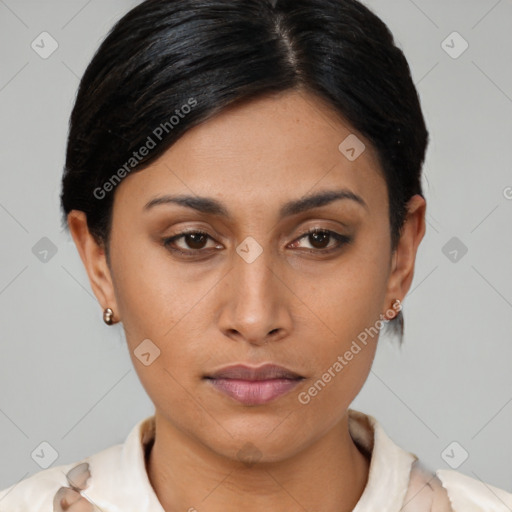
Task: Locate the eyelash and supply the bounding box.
[162,228,352,258]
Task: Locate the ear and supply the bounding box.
[382,194,426,317]
[67,210,120,323]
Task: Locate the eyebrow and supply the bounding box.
[143,188,368,219]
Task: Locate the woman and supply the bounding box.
[1,0,511,510]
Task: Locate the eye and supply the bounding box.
[162,227,351,258]
[288,228,352,254]
[162,230,221,257]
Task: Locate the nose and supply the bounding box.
[217,243,293,347]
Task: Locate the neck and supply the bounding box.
[145,411,370,512]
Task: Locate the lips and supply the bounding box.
[204,364,305,405]
[205,363,304,381]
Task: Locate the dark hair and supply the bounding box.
[60,0,428,344]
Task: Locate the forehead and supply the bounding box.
[114,90,387,218]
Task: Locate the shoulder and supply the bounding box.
[401,459,454,511]
[0,464,67,512]
[436,467,512,511]
[347,409,512,512]
[0,443,122,512]
[401,459,512,511]
[0,416,155,512]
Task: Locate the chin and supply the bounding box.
[200,420,310,465]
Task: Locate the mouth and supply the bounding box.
[204,363,305,405]
[205,363,304,381]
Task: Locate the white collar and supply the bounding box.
[348,409,418,511]
[82,408,417,512]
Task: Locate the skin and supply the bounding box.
[68,89,426,512]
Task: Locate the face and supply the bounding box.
[69,89,425,463]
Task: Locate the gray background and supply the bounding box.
[1,0,511,495]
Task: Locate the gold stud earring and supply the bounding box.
[103,307,114,325]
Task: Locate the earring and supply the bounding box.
[389,298,402,320]
[103,307,114,325]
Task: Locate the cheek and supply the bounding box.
[294,265,383,422]
[302,243,390,344]
[295,234,389,390]
[301,348,375,415]
[109,237,195,338]
[108,239,213,389]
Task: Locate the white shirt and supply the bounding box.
[1,408,511,511]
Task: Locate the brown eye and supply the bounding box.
[308,230,330,249]
[162,230,220,256]
[289,228,351,253]
[182,232,208,250]
[162,228,351,259]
